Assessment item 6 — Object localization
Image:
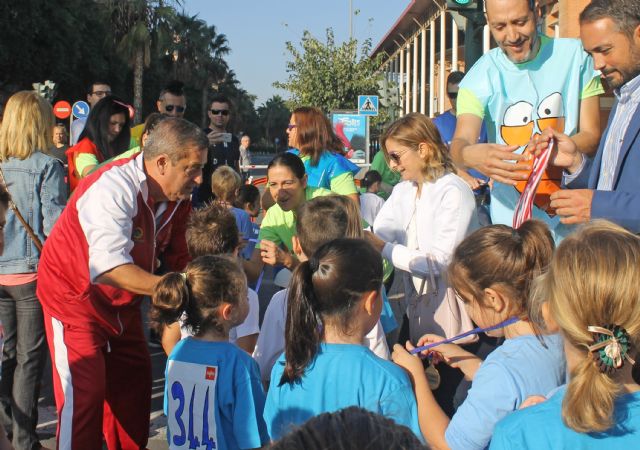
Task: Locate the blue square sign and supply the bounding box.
[358,95,379,116]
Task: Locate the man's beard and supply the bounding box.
[604,45,640,89]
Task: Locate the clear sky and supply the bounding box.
[183,0,410,107]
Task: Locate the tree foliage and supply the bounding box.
[257,95,290,149]
[0,1,265,141]
[0,0,129,101]
[107,0,179,123]
[274,28,385,113]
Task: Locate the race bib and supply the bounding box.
[166,360,219,450]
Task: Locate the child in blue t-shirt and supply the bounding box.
[263,238,422,441]
[393,221,566,450]
[152,255,269,450]
[491,222,640,449]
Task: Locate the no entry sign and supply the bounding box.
[53,101,72,120]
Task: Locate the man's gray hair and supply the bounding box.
[580,0,640,38]
[143,118,207,163]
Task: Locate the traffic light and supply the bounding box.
[33,80,57,103]
[446,0,481,11]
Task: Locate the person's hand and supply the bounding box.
[260,239,294,268]
[391,342,424,377]
[549,189,594,224]
[417,334,460,367]
[519,395,547,409]
[414,334,473,368]
[364,230,386,253]
[457,169,486,190]
[462,143,530,186]
[528,128,581,172]
[207,131,225,146]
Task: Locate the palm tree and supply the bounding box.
[198,26,231,127]
[257,96,290,149]
[108,0,179,124]
[169,13,231,126]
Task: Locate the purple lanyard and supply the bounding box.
[409,317,519,354]
[254,269,265,294]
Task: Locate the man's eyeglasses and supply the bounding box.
[287,124,297,130]
[211,109,229,116]
[387,148,410,164]
[91,90,111,97]
[447,92,458,99]
[165,105,186,113]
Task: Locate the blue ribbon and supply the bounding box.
[409,317,519,355]
[254,269,265,294]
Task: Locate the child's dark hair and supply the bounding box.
[448,220,554,320]
[295,195,363,256]
[150,255,246,335]
[235,184,260,209]
[361,170,382,190]
[270,406,426,450]
[281,238,382,385]
[186,203,240,257]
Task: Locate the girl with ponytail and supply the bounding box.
[393,221,566,450]
[152,255,269,449]
[263,238,422,441]
[491,221,640,449]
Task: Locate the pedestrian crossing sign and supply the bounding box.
[358,95,379,116]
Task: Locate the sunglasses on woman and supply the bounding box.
[387,148,410,164]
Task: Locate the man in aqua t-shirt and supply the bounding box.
[450,0,603,240]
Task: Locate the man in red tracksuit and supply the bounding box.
[37,118,208,449]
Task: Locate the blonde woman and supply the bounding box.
[491,221,640,449]
[366,112,479,415]
[0,91,66,449]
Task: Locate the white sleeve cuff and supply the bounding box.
[88,249,133,283]
[562,153,586,184]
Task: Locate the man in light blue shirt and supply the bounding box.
[450,0,603,241]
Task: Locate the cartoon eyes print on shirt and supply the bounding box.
[503,93,566,211]
[536,92,565,134]
[500,93,566,147]
[501,101,535,147]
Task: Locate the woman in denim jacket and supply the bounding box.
[0,91,66,450]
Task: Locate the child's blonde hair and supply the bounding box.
[212,166,241,203]
[544,220,640,432]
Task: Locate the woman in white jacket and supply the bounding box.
[367,113,480,415]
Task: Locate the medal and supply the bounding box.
[425,364,441,390]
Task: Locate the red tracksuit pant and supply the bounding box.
[43,307,151,450]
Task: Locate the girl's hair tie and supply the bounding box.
[308,255,320,273]
[587,325,635,374]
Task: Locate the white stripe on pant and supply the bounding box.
[51,317,73,450]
